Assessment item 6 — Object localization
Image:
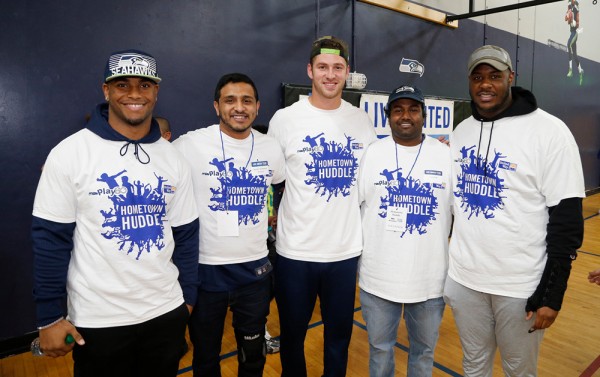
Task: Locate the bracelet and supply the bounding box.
[37,316,65,330]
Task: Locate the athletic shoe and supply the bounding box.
[567,68,573,77]
[579,69,584,86]
[266,338,280,354]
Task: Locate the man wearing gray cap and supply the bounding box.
[32,49,199,376]
[358,85,452,377]
[443,45,585,376]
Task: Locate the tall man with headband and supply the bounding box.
[268,36,377,377]
[358,85,452,377]
[174,73,285,377]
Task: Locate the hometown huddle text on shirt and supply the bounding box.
[33,127,198,327]
[268,98,377,262]
[173,125,285,265]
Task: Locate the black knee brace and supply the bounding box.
[235,330,267,374]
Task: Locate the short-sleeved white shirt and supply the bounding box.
[33,129,198,327]
[449,109,585,298]
[268,98,377,262]
[359,136,452,302]
[174,125,285,264]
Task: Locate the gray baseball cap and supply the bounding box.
[467,45,513,75]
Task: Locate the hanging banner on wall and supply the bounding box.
[360,93,389,138]
[360,94,454,140]
[423,98,454,140]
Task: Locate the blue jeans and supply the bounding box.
[360,289,445,377]
[188,277,271,377]
[275,255,358,377]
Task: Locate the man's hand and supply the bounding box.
[268,215,278,229]
[39,319,84,357]
[588,268,600,285]
[525,306,558,333]
[437,135,450,146]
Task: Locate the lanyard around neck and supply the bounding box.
[394,134,424,185]
[219,129,255,170]
[218,129,255,212]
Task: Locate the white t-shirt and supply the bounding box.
[449,109,585,298]
[268,98,377,262]
[358,136,452,302]
[33,129,198,327]
[174,125,285,264]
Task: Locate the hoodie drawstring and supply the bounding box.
[476,121,484,169]
[120,141,151,165]
[476,121,495,177]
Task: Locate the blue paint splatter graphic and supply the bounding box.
[207,158,267,225]
[97,170,167,260]
[454,145,507,219]
[303,133,359,201]
[378,168,438,237]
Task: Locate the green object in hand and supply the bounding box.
[65,334,75,344]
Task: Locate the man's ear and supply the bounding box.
[102,83,109,101]
[307,63,314,80]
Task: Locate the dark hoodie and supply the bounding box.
[32,103,199,327]
[470,87,583,312]
[87,103,162,164]
[471,86,538,122]
[470,87,537,174]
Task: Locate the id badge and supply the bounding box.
[250,161,269,176]
[385,206,408,232]
[217,211,239,236]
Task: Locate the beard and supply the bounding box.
[219,113,252,135]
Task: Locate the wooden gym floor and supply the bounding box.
[2,194,599,377]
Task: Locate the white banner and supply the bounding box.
[423,98,454,140]
[360,94,453,140]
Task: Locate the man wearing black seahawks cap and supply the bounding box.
[358,85,452,377]
[443,44,584,376]
[32,49,199,376]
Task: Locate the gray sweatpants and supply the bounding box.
[443,277,544,377]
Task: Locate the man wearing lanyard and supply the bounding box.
[358,85,452,377]
[174,73,285,377]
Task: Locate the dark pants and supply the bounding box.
[267,238,277,299]
[72,303,189,377]
[568,30,580,68]
[275,255,358,377]
[188,277,271,377]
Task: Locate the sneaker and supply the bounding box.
[579,69,584,86]
[266,338,280,354]
[567,68,573,77]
